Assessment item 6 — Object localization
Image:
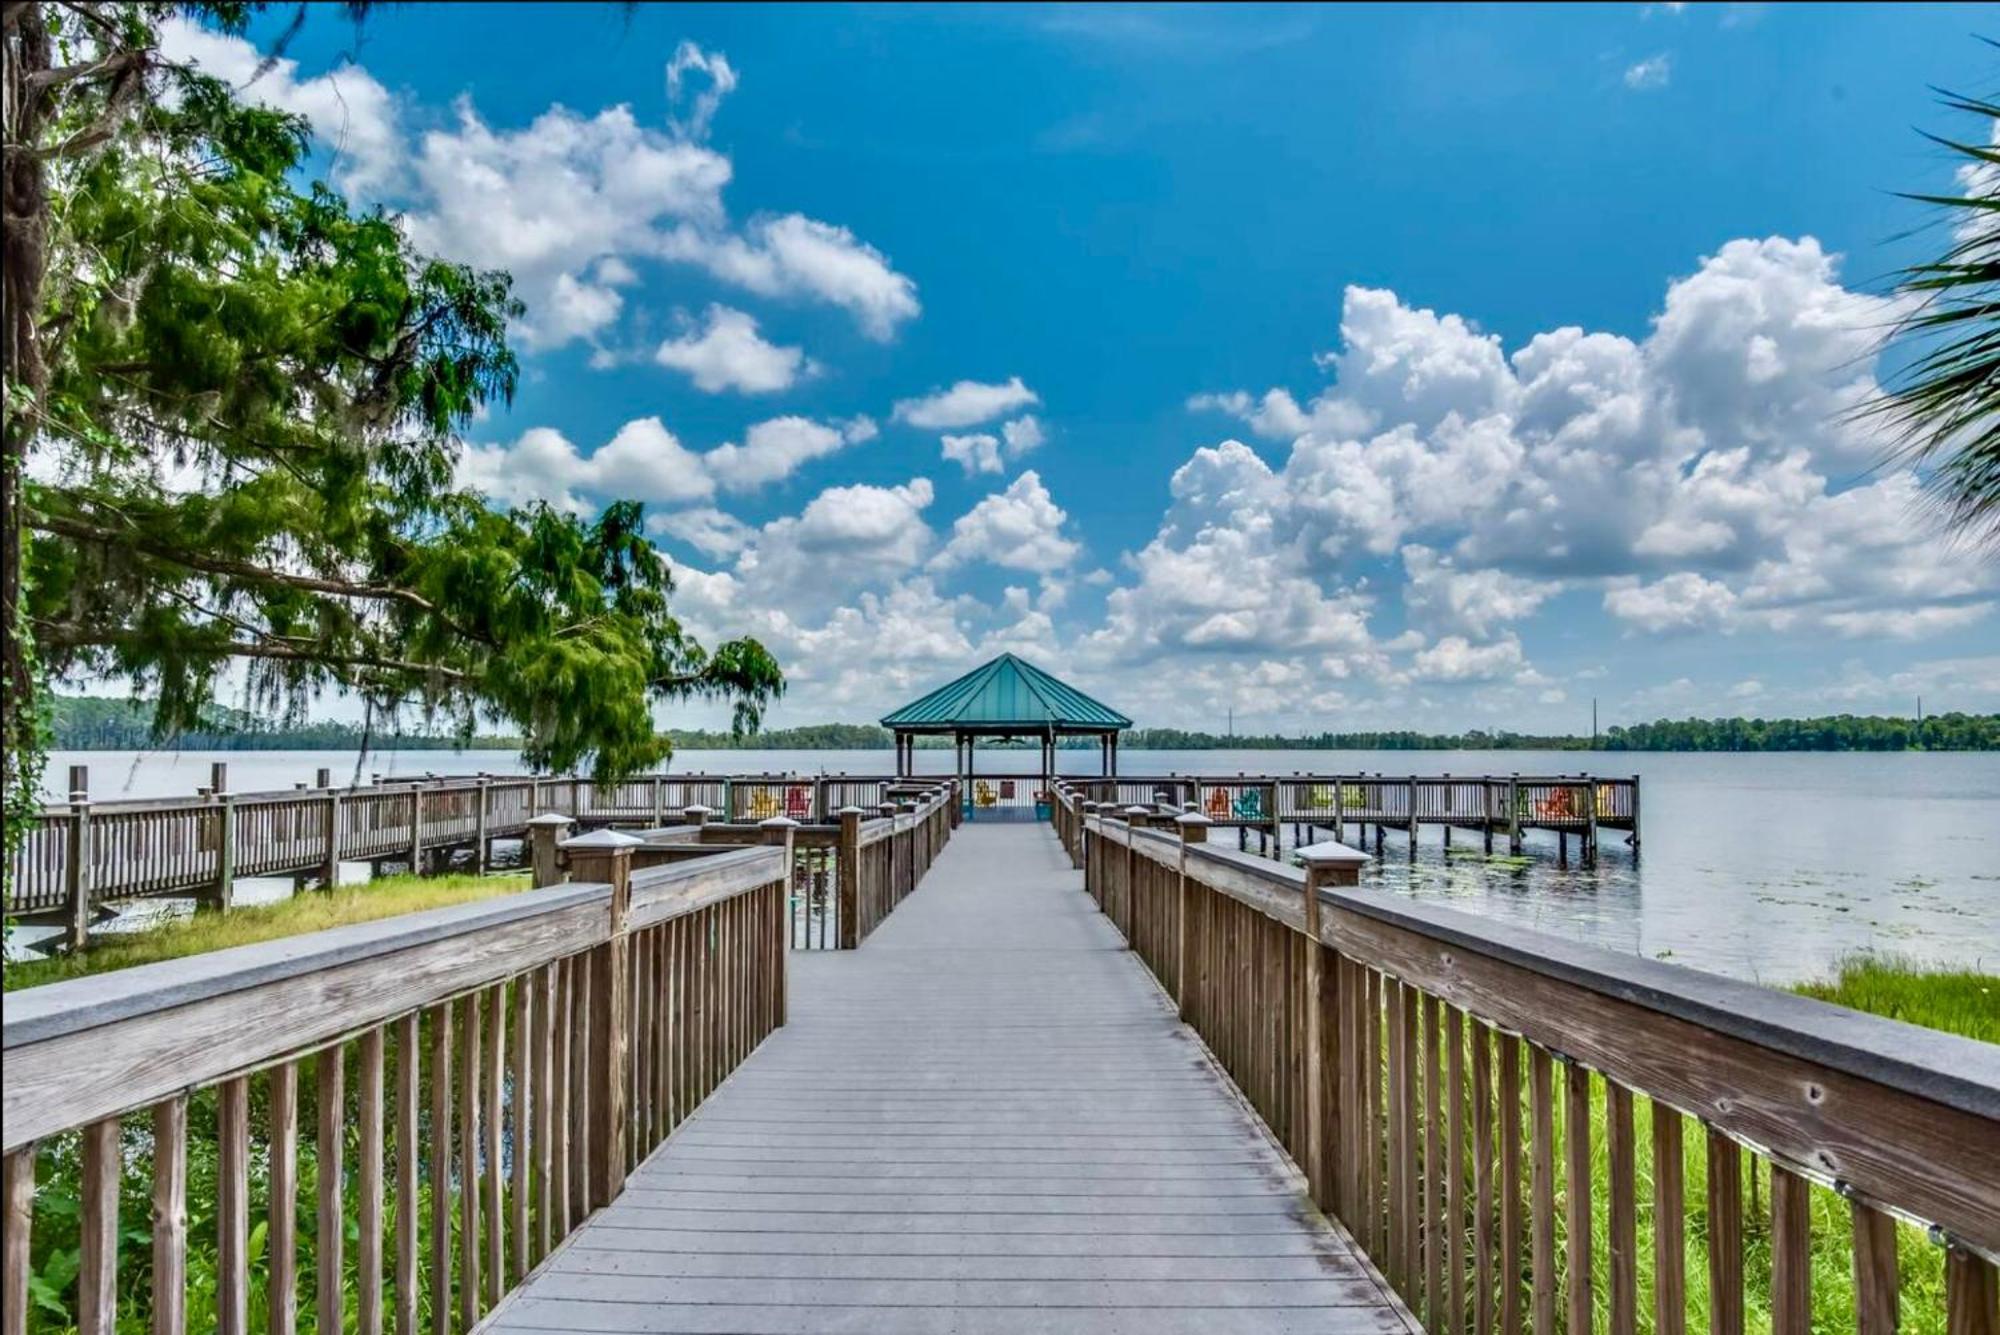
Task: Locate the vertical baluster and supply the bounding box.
[3,1147,34,1335]
[1771,1165,1810,1335]
[485,984,504,1302]
[395,1014,419,1335]
[78,1117,120,1335]
[1448,1007,1467,1335]
[1565,1063,1594,1335]
[536,962,557,1263]
[556,957,577,1235]
[268,1061,299,1335]
[1606,1082,1637,1335]
[512,975,533,1283]
[1367,969,1386,1261]
[1504,1031,1528,1335]
[1653,1105,1686,1335]
[1427,994,1444,1326]
[1706,1131,1744,1335]
[1851,1203,1899,1335]
[427,1004,453,1335]
[569,952,592,1225]
[460,991,482,1329]
[1474,1025,1496,1335]
[1531,1046,1555,1335]
[152,1096,189,1335]
[318,1045,346,1334]
[1400,984,1421,1301]
[1945,1249,1997,1335]
[357,1029,386,1335]
[218,1080,250,1334]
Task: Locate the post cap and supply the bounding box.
[526,811,577,829]
[1123,804,1150,817]
[759,815,801,829]
[560,828,643,850]
[1174,811,1212,827]
[837,804,868,817]
[682,803,713,815]
[1296,840,1370,870]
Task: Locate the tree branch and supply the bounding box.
[33,617,471,681]
[28,511,495,644]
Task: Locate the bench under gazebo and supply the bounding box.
[880,654,1131,817]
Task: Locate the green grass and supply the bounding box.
[1790,952,1998,1044]
[3,872,531,991]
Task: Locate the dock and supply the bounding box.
[484,821,1410,1335]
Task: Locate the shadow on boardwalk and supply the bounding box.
[485,822,1413,1335]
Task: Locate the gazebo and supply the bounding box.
[880,654,1133,800]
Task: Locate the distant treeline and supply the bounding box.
[47,697,510,751]
[49,696,2000,753]
[1124,715,2000,751]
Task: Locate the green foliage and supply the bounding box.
[1791,953,1998,1044]
[1875,71,2000,548]
[3,3,783,855]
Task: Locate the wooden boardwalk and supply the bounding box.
[485,821,1414,1335]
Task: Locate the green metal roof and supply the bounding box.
[880,654,1132,731]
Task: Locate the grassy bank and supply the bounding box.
[3,871,530,991]
[1791,953,1996,1043]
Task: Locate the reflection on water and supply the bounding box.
[34,746,2000,984]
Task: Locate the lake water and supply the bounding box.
[34,747,2000,984]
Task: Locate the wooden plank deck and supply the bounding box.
[485,821,1414,1335]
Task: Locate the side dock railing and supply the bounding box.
[11,770,957,952]
[1059,784,2000,1335]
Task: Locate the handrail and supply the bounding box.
[1068,789,2000,1335]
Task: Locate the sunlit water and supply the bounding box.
[30,747,2000,984]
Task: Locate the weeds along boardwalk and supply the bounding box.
[483,821,1412,1335]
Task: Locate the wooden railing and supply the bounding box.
[1061,786,2000,1335]
[9,771,932,949]
[1,843,790,1335]
[600,784,958,951]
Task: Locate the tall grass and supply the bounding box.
[4,872,530,992]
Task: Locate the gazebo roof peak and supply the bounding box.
[880,653,1131,732]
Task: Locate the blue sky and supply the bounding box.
[168,2,2000,732]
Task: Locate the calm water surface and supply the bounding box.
[37,746,2000,984]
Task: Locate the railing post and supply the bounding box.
[407,783,424,875]
[564,830,638,1211]
[651,776,665,827]
[525,812,575,888]
[837,806,864,949]
[1630,774,1641,857]
[474,776,491,874]
[1174,811,1210,1017]
[682,803,712,833]
[210,763,235,912]
[1297,838,1369,1210]
[1508,772,1523,855]
[63,766,92,952]
[761,817,798,1022]
[1584,777,1599,865]
[321,772,341,890]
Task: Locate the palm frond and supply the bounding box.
[1872,81,2000,549]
